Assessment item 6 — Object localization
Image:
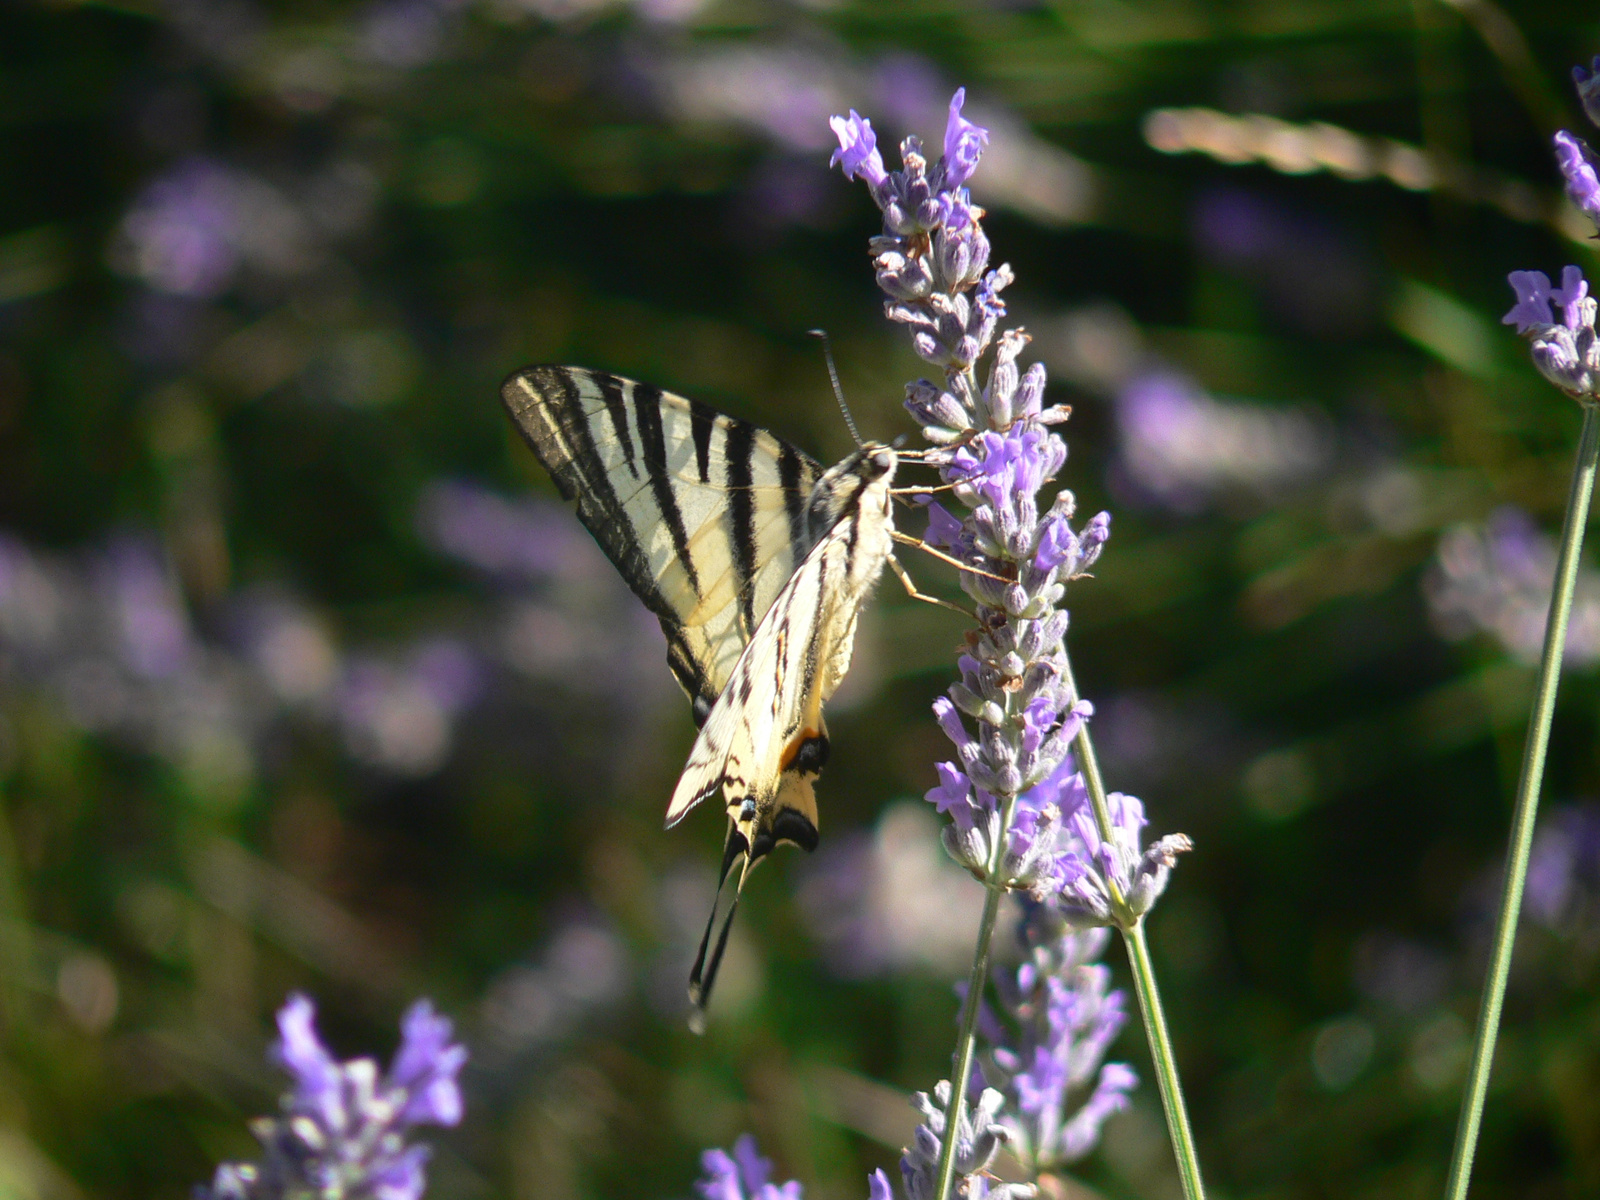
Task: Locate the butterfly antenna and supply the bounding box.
[808,329,863,448]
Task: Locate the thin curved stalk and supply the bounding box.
[1444,402,1600,1200]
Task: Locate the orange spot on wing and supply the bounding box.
[779,729,822,771]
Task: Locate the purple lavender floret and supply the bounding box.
[1576,57,1600,132]
[941,89,990,190]
[197,994,467,1200]
[1553,130,1600,229]
[976,911,1137,1172]
[1508,67,1600,399]
[829,111,889,192]
[1057,792,1193,926]
[1503,265,1600,400]
[697,1136,802,1200]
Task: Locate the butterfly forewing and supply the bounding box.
[501,365,824,718]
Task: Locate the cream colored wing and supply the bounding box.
[501,364,824,723]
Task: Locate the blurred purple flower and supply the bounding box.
[796,802,987,979]
[1576,56,1600,129]
[101,536,192,679]
[1113,371,1329,512]
[696,1136,802,1200]
[1427,506,1600,666]
[336,643,484,777]
[357,0,453,69]
[200,993,466,1200]
[1191,187,1373,336]
[978,915,1135,1170]
[113,160,242,297]
[110,159,316,298]
[417,480,603,585]
[1523,803,1600,932]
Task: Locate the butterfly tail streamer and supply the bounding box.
[687,828,749,1033]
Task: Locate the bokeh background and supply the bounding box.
[5,1,1600,1197]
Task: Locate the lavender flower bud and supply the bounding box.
[943,813,994,876]
[876,249,935,301]
[1125,833,1196,918]
[904,379,975,437]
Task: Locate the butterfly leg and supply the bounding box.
[888,553,977,619]
[889,530,1012,585]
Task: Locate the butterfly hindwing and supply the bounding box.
[666,444,898,845]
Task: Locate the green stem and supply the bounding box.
[1444,401,1600,1200]
[1123,921,1205,1200]
[1063,654,1207,1200]
[932,793,1017,1200]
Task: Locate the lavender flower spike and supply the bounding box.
[198,994,467,1200]
[830,85,1192,1200]
[697,1136,802,1200]
[978,910,1138,1172]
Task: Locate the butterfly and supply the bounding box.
[501,364,910,1025]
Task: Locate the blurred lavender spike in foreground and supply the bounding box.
[978,909,1137,1173]
[197,994,467,1200]
[696,1136,802,1200]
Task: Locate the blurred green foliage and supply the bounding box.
[4,1,1600,1198]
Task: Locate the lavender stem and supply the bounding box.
[932,791,1018,1200]
[1444,401,1600,1200]
[1063,653,1207,1200]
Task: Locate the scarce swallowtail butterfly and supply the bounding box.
[501,365,899,1026]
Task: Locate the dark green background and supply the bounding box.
[3,1,1600,1197]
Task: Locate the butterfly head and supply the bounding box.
[862,442,897,481]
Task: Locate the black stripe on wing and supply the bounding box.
[724,420,758,638]
[631,381,702,597]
